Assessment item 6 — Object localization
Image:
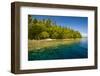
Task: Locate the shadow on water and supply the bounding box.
[28,38,88,61]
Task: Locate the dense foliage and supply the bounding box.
[28,15,82,40]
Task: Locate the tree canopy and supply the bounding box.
[28,15,82,40]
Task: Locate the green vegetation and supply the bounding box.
[28,15,82,40]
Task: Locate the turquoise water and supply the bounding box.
[28,38,88,61]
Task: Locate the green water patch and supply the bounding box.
[28,42,88,61]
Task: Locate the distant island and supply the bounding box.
[28,15,82,40]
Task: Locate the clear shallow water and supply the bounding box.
[28,38,88,61]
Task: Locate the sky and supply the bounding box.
[31,15,88,37]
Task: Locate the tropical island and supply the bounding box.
[28,15,82,40]
[28,15,82,51]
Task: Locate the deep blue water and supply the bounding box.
[28,38,88,61]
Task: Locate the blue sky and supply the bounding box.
[31,15,88,37]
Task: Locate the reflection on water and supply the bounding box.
[28,38,88,61]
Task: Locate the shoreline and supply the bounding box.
[29,38,83,41]
[28,38,84,51]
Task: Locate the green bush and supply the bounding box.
[39,31,50,39]
[51,32,59,39]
